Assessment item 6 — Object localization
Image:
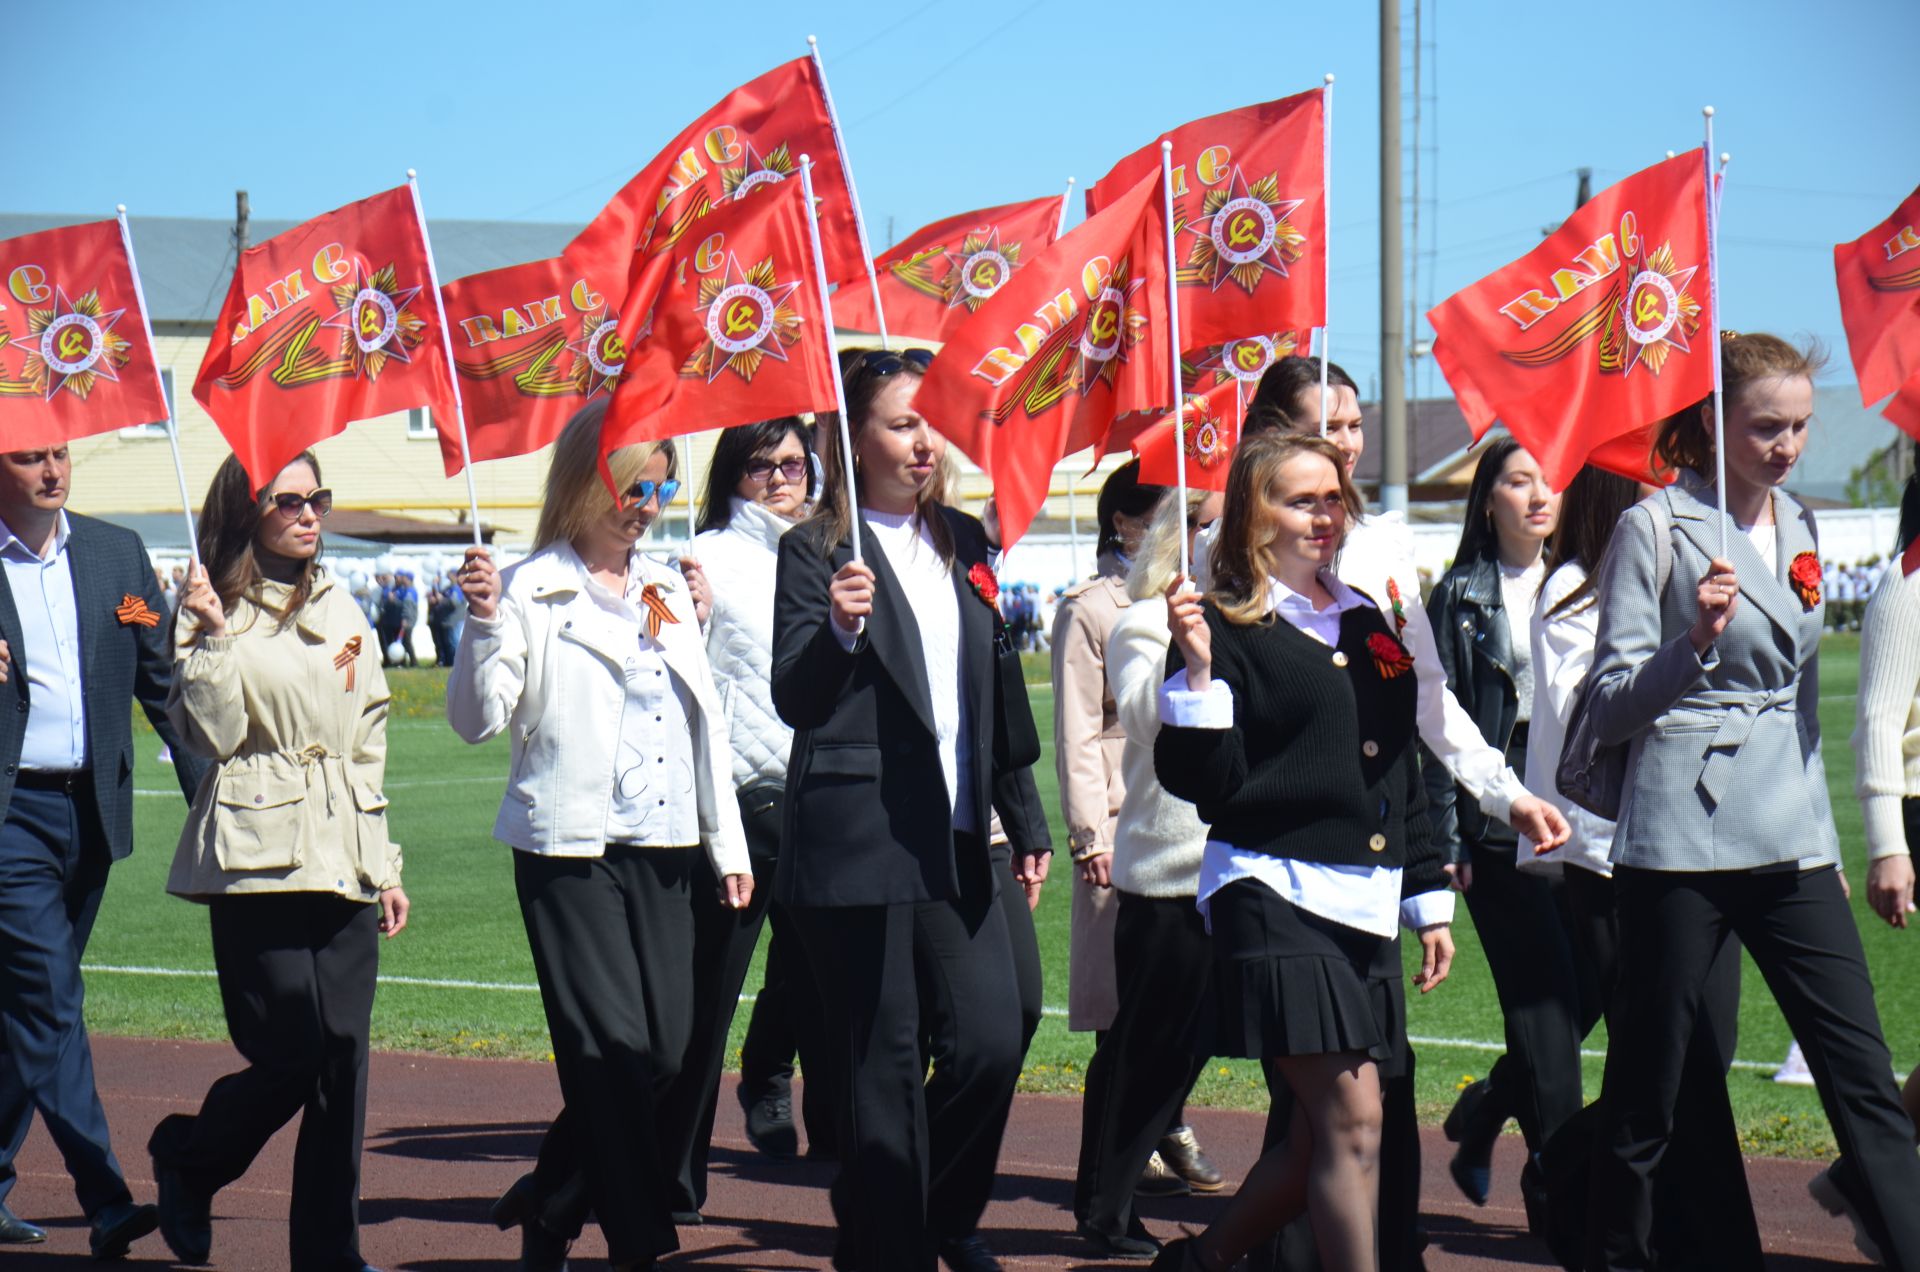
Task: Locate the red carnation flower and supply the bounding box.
[1789,551,1822,611]
[1365,631,1414,679]
[968,561,1001,611]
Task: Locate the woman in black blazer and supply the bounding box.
[771,347,1052,1272]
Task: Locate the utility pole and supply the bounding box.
[1379,0,1408,512]
[234,190,250,254]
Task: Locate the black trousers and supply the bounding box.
[992,840,1045,1052]
[738,894,839,1151]
[662,787,780,1213]
[1073,891,1209,1237]
[791,833,1025,1272]
[514,845,695,1264]
[1461,838,1588,1151]
[1588,865,1920,1271]
[149,892,379,1272]
[0,781,129,1219]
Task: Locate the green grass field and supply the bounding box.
[85,635,1907,1157]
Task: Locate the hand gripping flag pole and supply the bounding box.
[407,170,485,551]
[1161,141,1191,582]
[801,155,863,566]
[809,36,890,353]
[118,205,199,566]
[1701,108,1729,559]
[1318,73,1334,435]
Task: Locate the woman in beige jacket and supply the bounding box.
[147,451,404,1272]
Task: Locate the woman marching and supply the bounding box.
[771,347,1051,1272]
[149,453,406,1272]
[448,404,752,1272]
[1584,333,1920,1270]
[1152,431,1455,1272]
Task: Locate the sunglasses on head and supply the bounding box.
[848,347,933,381]
[625,478,680,508]
[266,489,332,518]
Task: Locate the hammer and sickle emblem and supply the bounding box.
[600,332,626,363]
[972,262,998,289]
[358,304,384,340]
[56,327,89,361]
[724,299,760,337]
[1633,287,1664,326]
[1228,214,1262,248]
[1090,307,1119,344]
[1235,344,1262,370]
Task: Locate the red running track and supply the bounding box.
[5,1036,1869,1269]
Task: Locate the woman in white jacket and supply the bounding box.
[447,403,752,1272]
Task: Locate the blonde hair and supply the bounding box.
[1653,331,1827,478]
[1208,432,1361,625]
[532,401,677,551]
[1127,488,1213,602]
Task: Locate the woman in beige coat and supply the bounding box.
[147,451,404,1272]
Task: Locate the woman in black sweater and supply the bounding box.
[1152,431,1454,1272]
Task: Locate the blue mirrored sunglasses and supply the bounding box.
[626,478,680,508]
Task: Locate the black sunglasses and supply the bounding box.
[626,478,681,508]
[848,347,933,381]
[266,489,332,518]
[744,456,809,484]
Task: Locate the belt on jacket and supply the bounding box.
[14,768,91,794]
[1684,687,1798,806]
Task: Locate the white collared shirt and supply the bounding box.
[1161,570,1454,939]
[0,512,87,771]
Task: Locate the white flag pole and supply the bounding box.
[1057,177,1076,239]
[681,434,700,555]
[809,35,890,352]
[1318,73,1334,435]
[801,155,863,566]
[117,205,199,566]
[1161,141,1190,582]
[407,170,485,551]
[1701,109,1729,558]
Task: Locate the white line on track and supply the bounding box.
[134,775,504,796]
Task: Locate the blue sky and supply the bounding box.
[12,0,1914,402]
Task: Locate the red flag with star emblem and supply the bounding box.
[834,194,1067,343]
[599,176,838,453]
[1835,182,1920,408]
[439,255,626,475]
[565,58,863,315]
[1131,377,1244,492]
[194,184,456,490]
[1883,374,1920,444]
[918,171,1170,548]
[1087,87,1326,348]
[1102,329,1308,459]
[1426,150,1713,491]
[0,220,170,448]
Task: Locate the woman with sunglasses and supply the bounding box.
[772,347,1051,1272]
[448,403,752,1272]
[149,453,405,1272]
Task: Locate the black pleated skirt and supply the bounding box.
[1207,878,1407,1074]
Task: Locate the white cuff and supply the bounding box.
[1159,670,1233,728]
[1861,793,1912,861]
[831,615,865,652]
[1401,889,1455,931]
[1476,768,1527,824]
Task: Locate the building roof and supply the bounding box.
[0,211,579,328]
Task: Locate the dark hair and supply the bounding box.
[1450,436,1526,566]
[1898,458,1920,557]
[698,416,814,535]
[1543,464,1642,618]
[194,451,325,633]
[809,346,952,563]
[1245,355,1361,436]
[1652,331,1827,477]
[1095,459,1166,556]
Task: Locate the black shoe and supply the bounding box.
[740,1087,799,1160]
[89,1201,159,1260]
[938,1233,1004,1272]
[152,1159,213,1265]
[1077,1218,1162,1260]
[1134,1149,1191,1197]
[517,1222,572,1272]
[1148,1236,1205,1272]
[490,1172,541,1230]
[670,1209,704,1226]
[0,1203,46,1244]
[1443,1078,1499,1206]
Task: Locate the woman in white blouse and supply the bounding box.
[447,403,752,1272]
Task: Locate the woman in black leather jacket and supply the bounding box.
[1422,438,1575,1208]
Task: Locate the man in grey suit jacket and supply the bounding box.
[0,444,205,1258]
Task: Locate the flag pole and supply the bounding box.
[802,155,863,566]
[1701,108,1728,558]
[1161,141,1190,581]
[1057,177,1076,239]
[682,435,700,555]
[809,35,890,352]
[407,170,485,551]
[118,204,199,566]
[1318,73,1334,435]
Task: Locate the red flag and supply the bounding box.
[1426,151,1713,491]
[834,195,1066,342]
[565,59,864,312]
[438,256,625,475]
[194,185,455,489]
[1884,374,1920,443]
[1131,378,1244,491]
[0,220,169,448]
[600,177,838,454]
[1835,182,1920,406]
[918,171,1170,548]
[1102,330,1303,460]
[1088,87,1326,348]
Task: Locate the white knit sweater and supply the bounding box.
[1105,597,1210,897]
[1852,561,1920,860]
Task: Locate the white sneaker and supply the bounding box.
[157,744,173,765]
[1773,1040,1815,1086]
